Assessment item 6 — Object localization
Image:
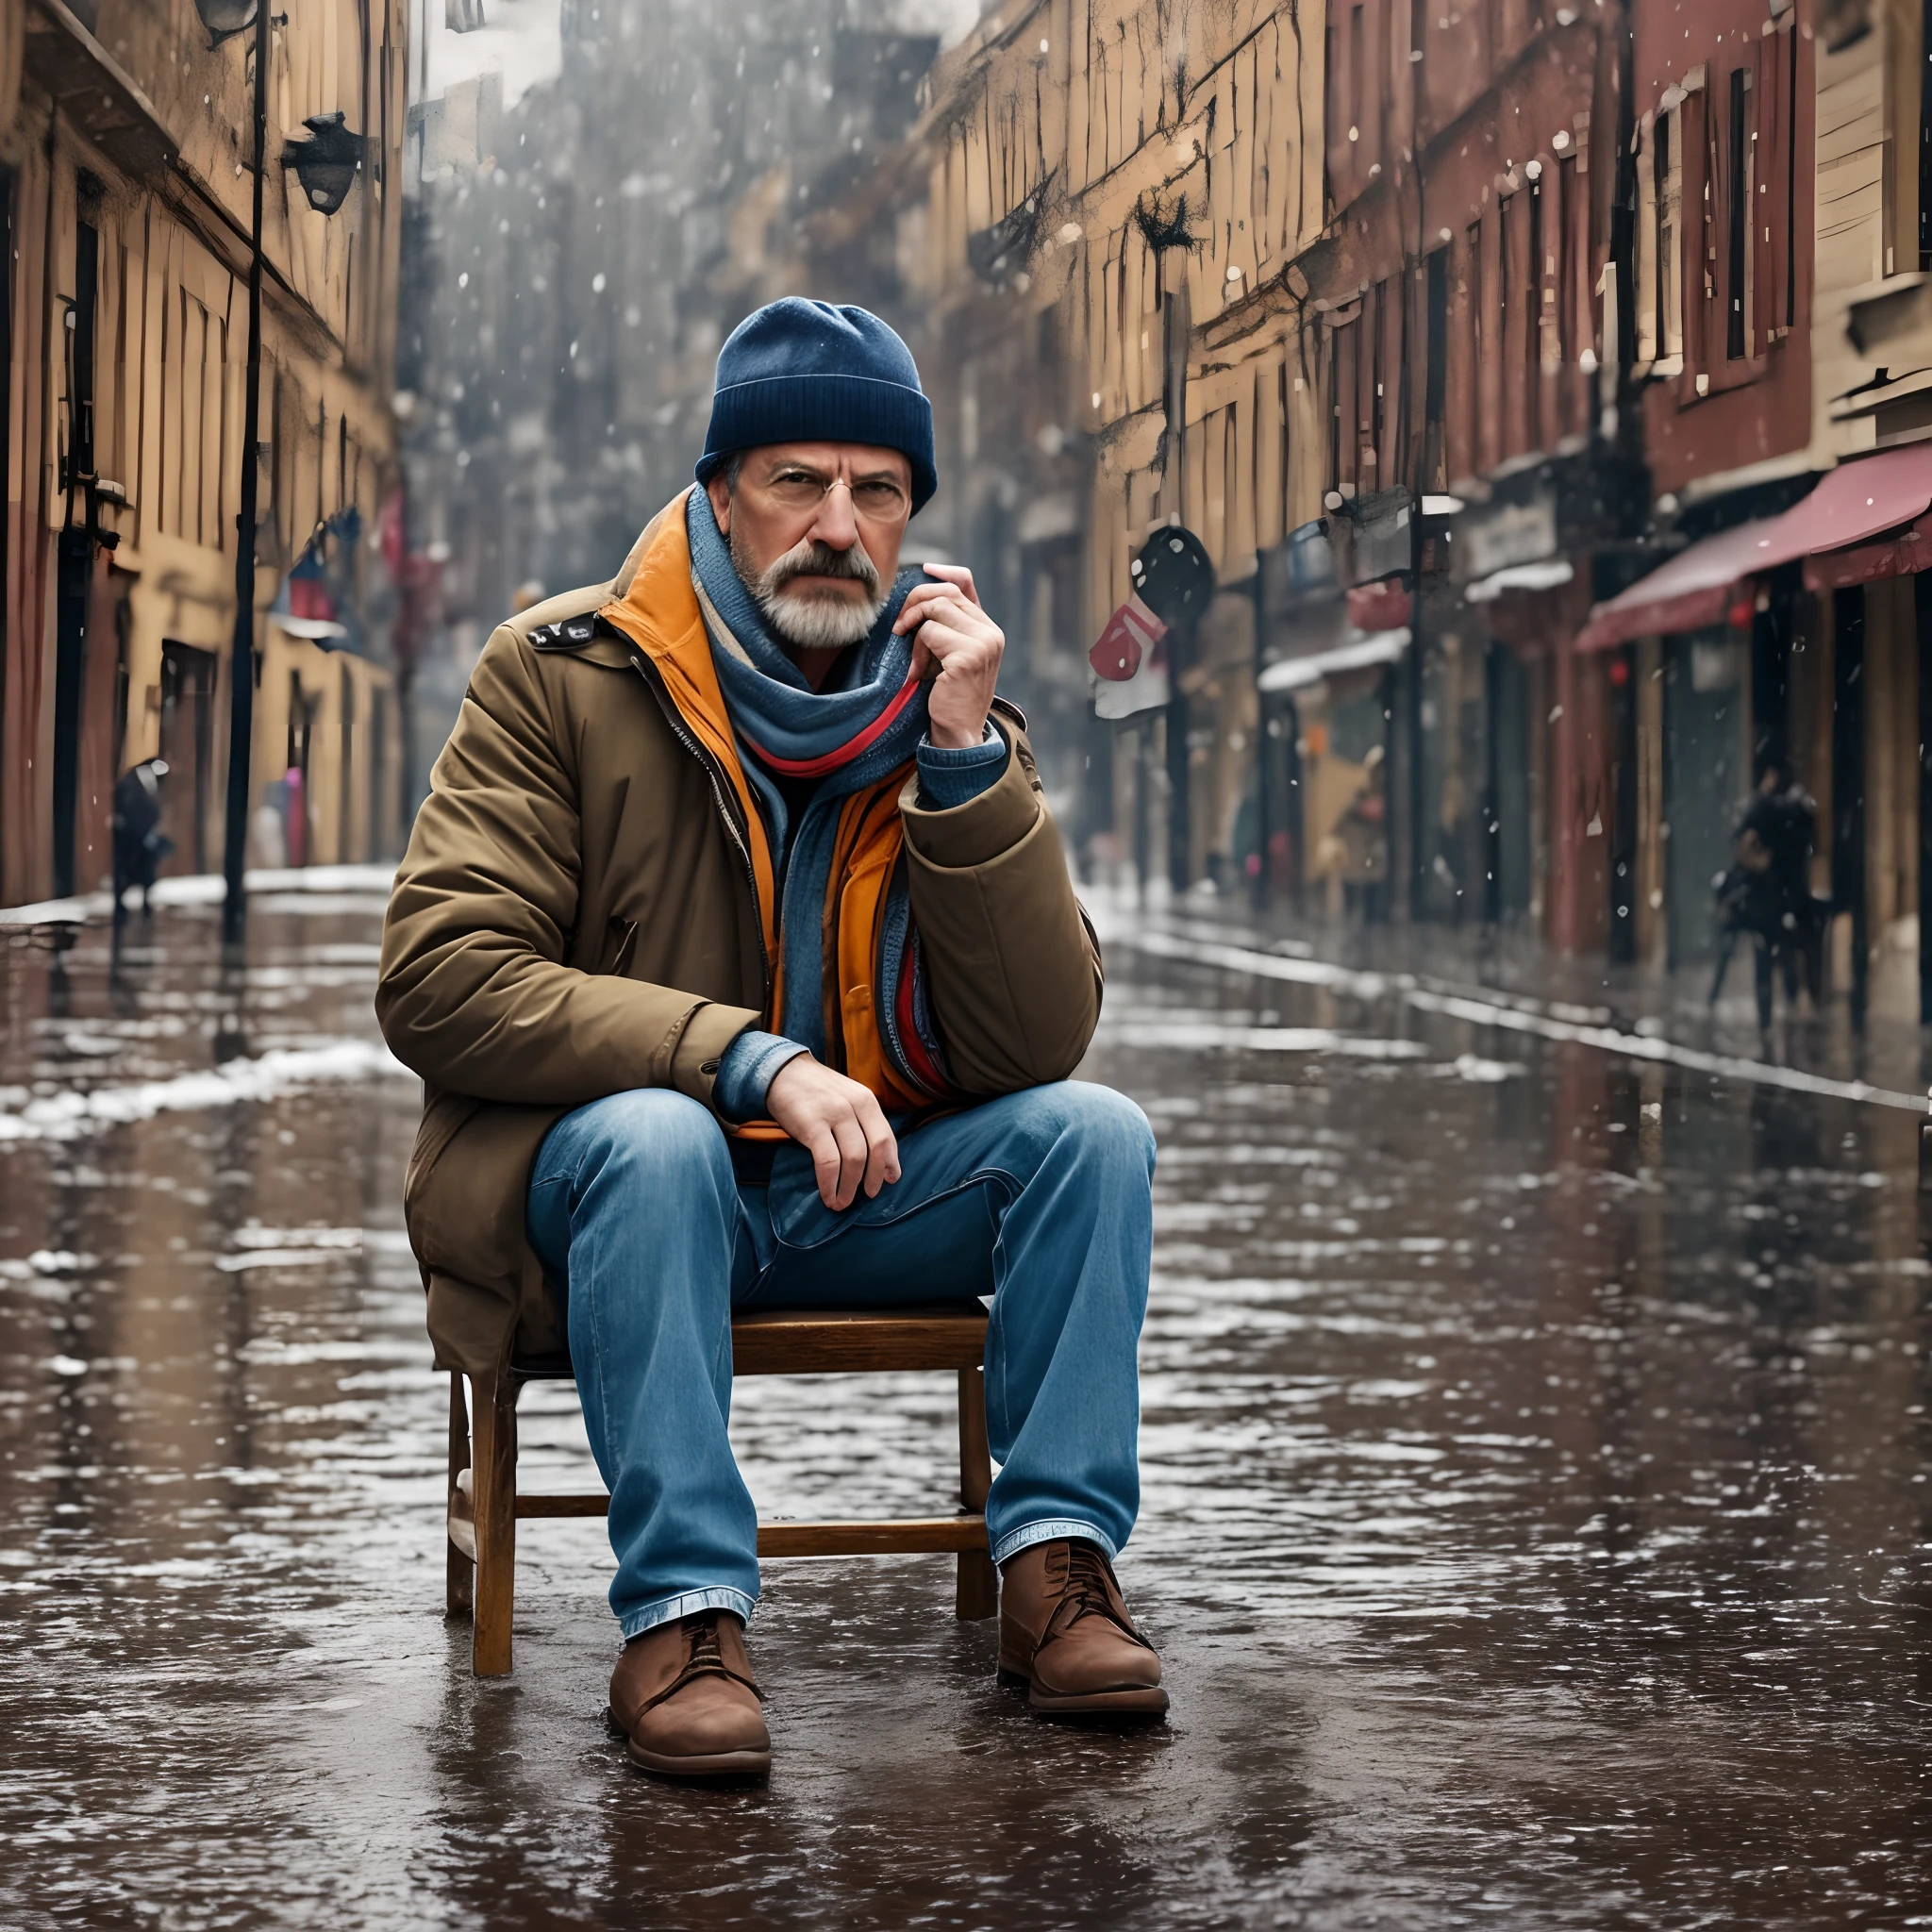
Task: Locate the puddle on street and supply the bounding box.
[1,887,1927,1929]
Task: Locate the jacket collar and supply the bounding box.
[598,490,780,958]
[598,488,745,769]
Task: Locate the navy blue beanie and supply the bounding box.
[695,299,937,512]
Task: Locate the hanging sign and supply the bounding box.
[1089,525,1214,720]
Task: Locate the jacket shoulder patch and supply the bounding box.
[525,615,604,652]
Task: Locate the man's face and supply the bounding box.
[706,441,913,653]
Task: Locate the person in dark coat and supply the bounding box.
[110,758,173,924]
[1709,754,1818,1027]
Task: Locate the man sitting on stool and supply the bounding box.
[377,300,1164,1779]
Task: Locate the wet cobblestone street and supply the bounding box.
[2,873,1928,1929]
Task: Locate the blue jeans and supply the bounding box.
[525,1080,1156,1641]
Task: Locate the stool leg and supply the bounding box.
[956,1364,997,1621]
[469,1370,519,1676]
[446,1371,474,1619]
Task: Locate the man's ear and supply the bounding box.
[705,472,733,539]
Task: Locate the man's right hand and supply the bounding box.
[765,1056,901,1209]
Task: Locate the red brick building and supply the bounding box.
[1298,0,1642,950]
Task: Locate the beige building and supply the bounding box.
[1,0,406,907]
[807,0,1327,887]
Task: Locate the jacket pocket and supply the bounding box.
[405,1091,482,1228]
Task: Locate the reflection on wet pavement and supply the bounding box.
[2,877,1927,1928]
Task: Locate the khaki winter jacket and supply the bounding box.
[376,491,1104,1374]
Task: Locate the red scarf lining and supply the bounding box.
[737,672,924,778]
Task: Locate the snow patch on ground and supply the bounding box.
[0,1041,413,1143]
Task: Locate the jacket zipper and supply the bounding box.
[872,861,941,1102]
[625,646,772,1006]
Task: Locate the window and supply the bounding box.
[71,222,97,483]
[1557,158,1579,372]
[1920,0,1932,269]
[1350,4,1364,140]
[109,244,131,486]
[1424,247,1448,492]
[1726,67,1752,358]
[1785,29,1798,318]
[1526,176,1543,449]
[161,290,222,543]
[1366,277,1385,493]
[1330,316,1356,497]
[1657,108,1683,365]
[1325,15,1338,142]
[0,165,12,625]
[1466,220,1485,472]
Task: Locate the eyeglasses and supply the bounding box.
[756,464,910,525]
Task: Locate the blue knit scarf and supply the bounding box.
[686,488,932,1065]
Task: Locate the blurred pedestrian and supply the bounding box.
[1339,742,1391,922]
[1709,754,1819,1028]
[110,758,173,924]
[1316,743,1389,923]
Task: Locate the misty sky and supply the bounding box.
[419,0,984,108]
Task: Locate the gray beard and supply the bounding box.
[731,528,888,653]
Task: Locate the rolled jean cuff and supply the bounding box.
[990,1518,1118,1569]
[617,1585,758,1642]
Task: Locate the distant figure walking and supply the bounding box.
[110,758,173,924]
[1709,755,1819,1028]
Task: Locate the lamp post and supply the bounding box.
[210,0,271,949]
[197,0,362,946]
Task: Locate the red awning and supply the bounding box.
[1575,518,1790,651]
[1779,438,1932,553]
[1575,441,1932,649]
[1805,512,1932,592]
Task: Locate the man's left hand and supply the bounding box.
[895,563,1005,750]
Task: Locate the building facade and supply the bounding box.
[1,0,407,908]
[765,0,1326,892]
[391,0,1932,1029]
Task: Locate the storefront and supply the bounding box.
[1577,442,1932,1018]
[1256,523,1404,917]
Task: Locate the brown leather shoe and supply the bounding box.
[998,1540,1168,1717]
[608,1610,771,1778]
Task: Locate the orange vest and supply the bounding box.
[598,498,942,1132]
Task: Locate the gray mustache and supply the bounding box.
[760,539,881,596]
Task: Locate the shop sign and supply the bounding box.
[1457,493,1557,583]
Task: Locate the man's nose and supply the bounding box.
[809,479,859,552]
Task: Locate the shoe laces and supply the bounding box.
[638,1612,763,1716]
[685,1613,724,1672]
[1053,1541,1142,1644]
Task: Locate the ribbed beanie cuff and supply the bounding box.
[695,300,937,510]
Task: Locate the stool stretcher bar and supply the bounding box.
[445,1302,1001,1672]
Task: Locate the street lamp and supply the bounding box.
[212,5,359,948]
[192,0,258,45]
[283,111,364,215]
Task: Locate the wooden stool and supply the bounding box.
[444,1300,998,1675]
